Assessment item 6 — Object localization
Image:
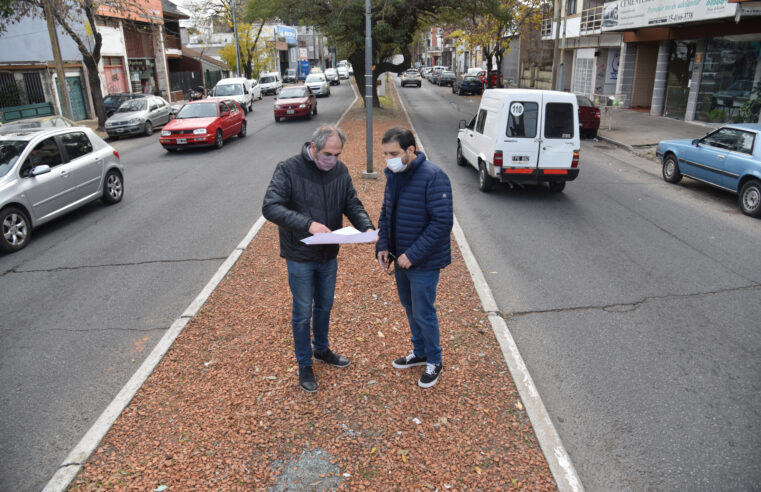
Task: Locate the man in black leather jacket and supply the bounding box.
[262,124,374,393]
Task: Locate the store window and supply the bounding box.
[697,36,761,123]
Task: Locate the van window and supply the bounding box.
[506,102,538,138]
[544,103,574,139]
[476,109,487,134]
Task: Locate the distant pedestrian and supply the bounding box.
[376,127,453,388]
[262,124,375,393]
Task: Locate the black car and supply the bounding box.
[452,75,483,95]
[283,68,298,84]
[437,71,456,87]
[103,93,149,118]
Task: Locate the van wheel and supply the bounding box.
[456,142,467,167]
[662,155,682,184]
[739,179,761,217]
[478,161,495,192]
[548,181,566,193]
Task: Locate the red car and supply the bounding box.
[274,85,317,122]
[159,99,246,151]
[576,95,601,138]
[478,70,500,87]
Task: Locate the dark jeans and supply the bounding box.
[394,268,442,365]
[286,258,338,368]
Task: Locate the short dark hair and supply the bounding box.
[382,126,416,152]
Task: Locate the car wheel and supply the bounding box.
[144,121,153,136]
[478,160,495,192]
[313,104,317,115]
[102,170,124,204]
[739,179,761,217]
[242,105,248,115]
[0,206,31,253]
[456,142,467,167]
[214,129,224,149]
[548,181,566,193]
[238,120,247,138]
[275,116,280,122]
[451,86,455,93]
[662,154,682,184]
[307,107,313,120]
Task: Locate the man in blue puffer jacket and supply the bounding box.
[376,127,453,388]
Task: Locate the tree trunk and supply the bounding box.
[83,53,107,129]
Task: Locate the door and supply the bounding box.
[219,101,233,137]
[680,128,734,185]
[631,43,658,109]
[721,130,756,191]
[537,100,577,169]
[502,95,541,171]
[58,76,87,121]
[60,131,103,201]
[664,41,696,119]
[20,137,71,220]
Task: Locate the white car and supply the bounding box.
[248,79,263,101]
[259,72,283,96]
[337,66,349,79]
[324,68,340,85]
[212,77,254,113]
[305,74,330,97]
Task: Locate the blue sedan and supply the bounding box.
[656,124,761,217]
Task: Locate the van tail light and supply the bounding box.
[594,109,601,119]
[493,150,503,168]
[113,150,120,160]
[572,151,579,168]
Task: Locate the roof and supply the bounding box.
[181,46,230,70]
[161,0,189,19]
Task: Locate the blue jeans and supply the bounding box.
[286,258,338,368]
[394,268,442,365]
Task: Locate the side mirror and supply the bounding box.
[691,138,700,146]
[31,164,51,177]
[170,114,176,120]
[458,119,467,130]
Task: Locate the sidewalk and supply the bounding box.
[66,84,558,490]
[597,108,717,151]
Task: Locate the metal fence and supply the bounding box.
[0,72,45,108]
[205,69,224,90]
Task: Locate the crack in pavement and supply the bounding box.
[502,283,761,320]
[3,256,227,275]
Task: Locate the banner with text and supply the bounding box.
[601,0,737,31]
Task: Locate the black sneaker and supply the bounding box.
[392,350,428,369]
[299,366,318,393]
[313,348,350,368]
[418,363,442,388]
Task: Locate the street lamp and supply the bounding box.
[362,0,376,178]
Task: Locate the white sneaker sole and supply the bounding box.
[392,360,428,369]
[418,374,440,388]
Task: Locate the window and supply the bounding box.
[22,137,63,175]
[703,128,755,153]
[506,102,538,138]
[219,101,227,114]
[544,103,574,139]
[467,115,476,130]
[149,101,158,111]
[476,109,487,134]
[61,132,93,161]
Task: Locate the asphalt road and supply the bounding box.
[395,77,761,490]
[0,82,357,491]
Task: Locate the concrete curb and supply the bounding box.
[394,78,584,492]
[597,134,634,152]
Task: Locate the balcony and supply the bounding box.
[164,33,181,51]
[580,6,603,34]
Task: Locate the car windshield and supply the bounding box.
[260,76,275,84]
[443,72,454,77]
[577,96,594,107]
[215,84,243,96]
[464,76,480,82]
[306,75,324,83]
[279,87,307,98]
[0,140,28,178]
[176,102,218,118]
[117,99,147,112]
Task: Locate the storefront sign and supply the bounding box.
[601,0,737,30]
[277,26,298,46]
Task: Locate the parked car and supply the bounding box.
[273,85,317,122]
[211,77,254,113]
[0,116,74,134]
[159,99,246,151]
[309,67,323,74]
[437,71,456,87]
[0,126,124,252]
[284,68,298,84]
[421,67,433,79]
[259,72,283,95]
[452,75,483,95]
[337,66,349,79]
[430,67,445,84]
[576,95,601,138]
[105,95,171,139]
[401,69,422,87]
[457,89,580,192]
[248,79,263,100]
[324,68,340,85]
[657,124,761,217]
[478,70,500,87]
[305,73,330,97]
[103,92,148,118]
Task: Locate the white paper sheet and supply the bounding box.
[301,227,378,245]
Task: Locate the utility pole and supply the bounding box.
[42,0,73,119]
[362,0,376,179]
[231,0,241,77]
[557,0,569,92]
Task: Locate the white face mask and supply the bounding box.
[386,156,406,173]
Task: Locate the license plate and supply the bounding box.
[287,110,295,114]
[177,138,187,144]
[116,128,125,133]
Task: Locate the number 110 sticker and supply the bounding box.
[510,102,524,117]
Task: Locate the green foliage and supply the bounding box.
[739,82,761,123]
[709,108,726,122]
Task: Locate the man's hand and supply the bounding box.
[366,228,378,244]
[397,253,412,269]
[377,250,390,270]
[308,221,331,234]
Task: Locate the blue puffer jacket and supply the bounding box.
[376,151,453,270]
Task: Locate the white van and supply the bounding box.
[457,89,580,192]
[211,77,254,113]
[259,71,282,96]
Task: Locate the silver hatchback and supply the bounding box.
[0,127,125,252]
[105,95,171,138]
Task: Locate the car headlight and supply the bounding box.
[161,130,171,136]
[274,104,281,110]
[129,118,141,125]
[193,128,207,135]
[299,104,306,108]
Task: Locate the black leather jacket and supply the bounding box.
[262,143,374,263]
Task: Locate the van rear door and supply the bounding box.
[537,96,579,170]
[500,93,542,174]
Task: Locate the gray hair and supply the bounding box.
[311,124,346,151]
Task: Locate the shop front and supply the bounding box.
[128,58,158,94]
